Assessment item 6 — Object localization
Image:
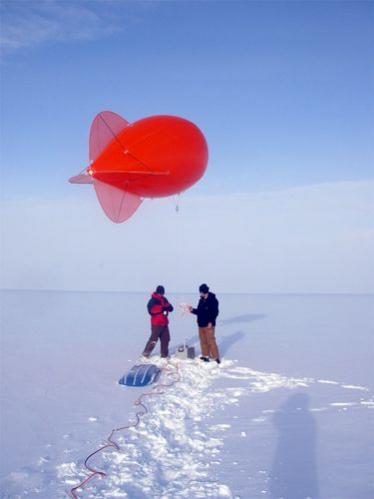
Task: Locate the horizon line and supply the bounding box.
[1,288,373,297]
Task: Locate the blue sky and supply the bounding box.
[1,0,373,293]
[1,0,373,199]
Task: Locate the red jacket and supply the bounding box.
[147,293,174,326]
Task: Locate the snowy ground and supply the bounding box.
[0,291,373,498]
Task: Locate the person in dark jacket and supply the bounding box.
[142,285,173,358]
[188,283,220,363]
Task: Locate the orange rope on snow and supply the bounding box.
[69,362,181,498]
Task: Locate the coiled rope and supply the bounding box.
[69,361,181,498]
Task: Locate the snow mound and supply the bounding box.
[62,358,313,498]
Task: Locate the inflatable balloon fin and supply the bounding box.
[89,111,129,163]
[94,180,142,223]
[69,173,93,184]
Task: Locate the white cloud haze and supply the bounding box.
[1,180,373,294]
[0,0,119,52]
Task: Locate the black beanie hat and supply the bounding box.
[199,283,209,293]
[156,285,165,295]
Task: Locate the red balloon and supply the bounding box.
[69,111,208,222]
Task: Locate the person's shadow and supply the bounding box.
[269,393,319,499]
[218,330,246,356]
[184,314,265,354]
[219,313,266,326]
[172,313,265,356]
[178,330,245,357]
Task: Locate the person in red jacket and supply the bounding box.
[142,285,173,358]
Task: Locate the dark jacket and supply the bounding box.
[147,293,173,326]
[191,292,219,327]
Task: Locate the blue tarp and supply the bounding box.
[119,364,161,387]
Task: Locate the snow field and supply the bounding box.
[60,357,372,498]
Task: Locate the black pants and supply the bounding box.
[143,325,170,358]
